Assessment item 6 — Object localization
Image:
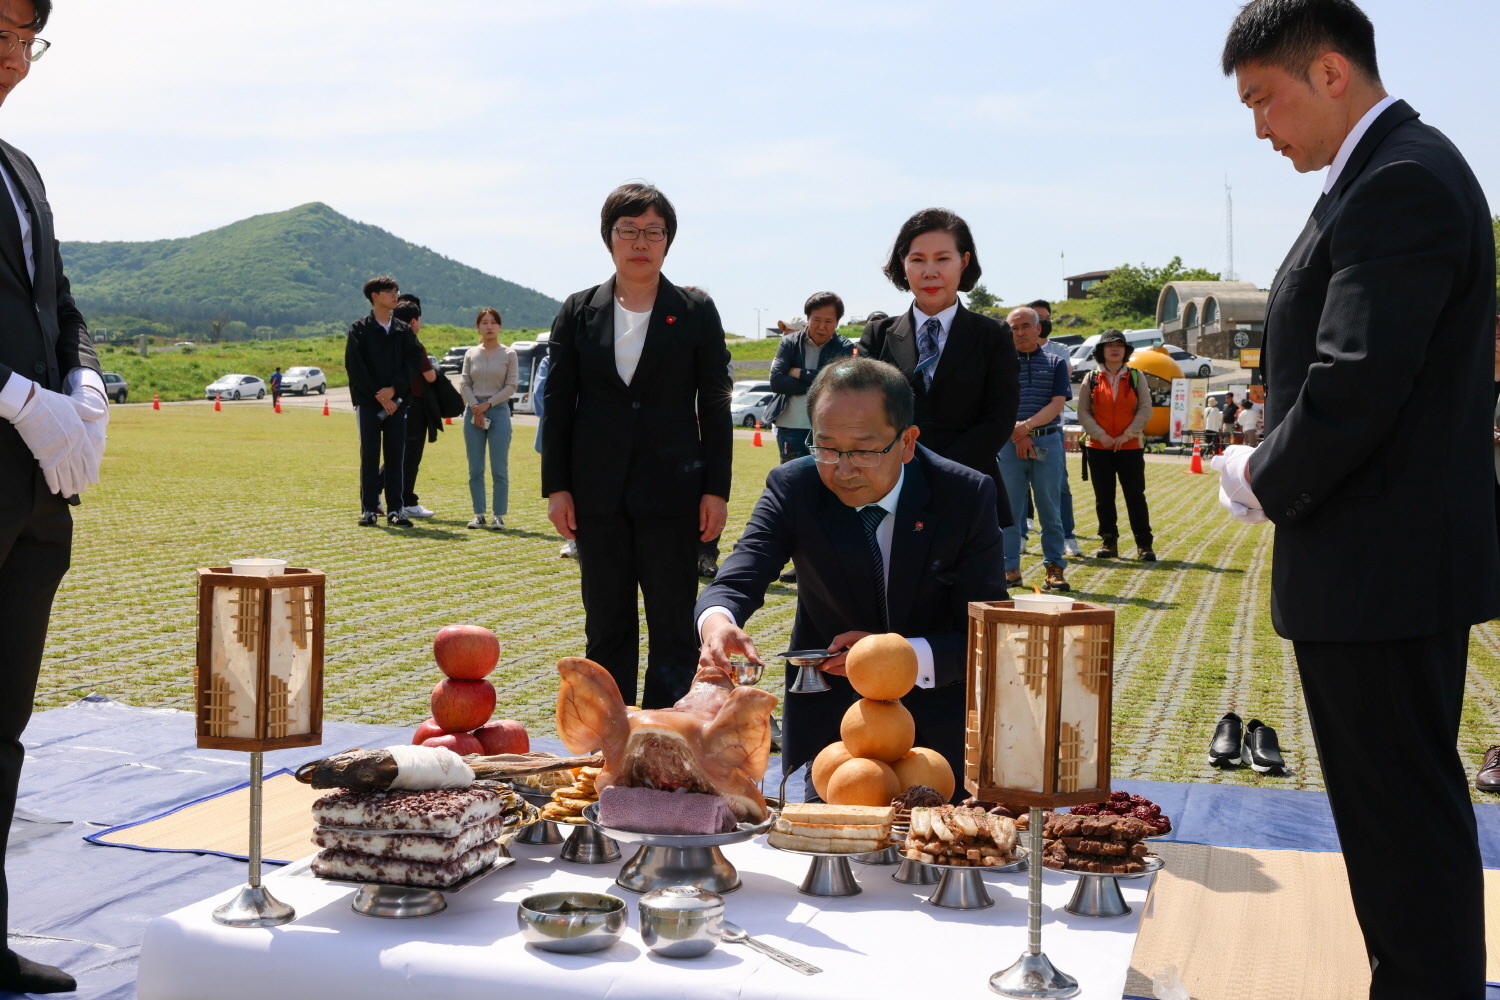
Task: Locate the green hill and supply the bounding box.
[60,202,562,340]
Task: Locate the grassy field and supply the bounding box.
[92,324,549,402]
[37,402,1500,799]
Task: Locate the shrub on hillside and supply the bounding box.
[1088,257,1219,320]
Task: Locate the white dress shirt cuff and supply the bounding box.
[696,606,736,642]
[909,638,936,689]
[67,367,107,400]
[0,372,34,421]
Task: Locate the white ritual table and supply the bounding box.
[137,835,1150,1000]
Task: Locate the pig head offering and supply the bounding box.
[556,657,778,823]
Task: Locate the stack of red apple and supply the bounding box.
[411,625,529,756]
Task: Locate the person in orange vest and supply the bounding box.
[1075,330,1155,561]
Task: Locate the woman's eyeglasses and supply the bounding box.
[612,225,667,243]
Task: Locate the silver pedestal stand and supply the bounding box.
[1061,855,1163,918]
[779,649,835,694]
[989,808,1078,998]
[510,785,597,851]
[213,752,296,928]
[583,802,775,894]
[851,845,901,866]
[921,849,1027,910]
[770,760,859,896]
[560,822,620,864]
[892,857,940,884]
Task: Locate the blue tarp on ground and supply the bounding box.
[7,697,1500,999]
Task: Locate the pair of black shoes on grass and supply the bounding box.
[1209,711,1286,775]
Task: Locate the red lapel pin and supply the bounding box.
[914,521,924,531]
[666,315,676,324]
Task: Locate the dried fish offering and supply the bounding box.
[295,744,602,791]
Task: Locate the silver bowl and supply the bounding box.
[517,891,626,953]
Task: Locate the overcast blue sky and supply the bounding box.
[7,0,1496,334]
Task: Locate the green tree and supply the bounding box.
[1088,257,1221,320]
[966,282,999,309]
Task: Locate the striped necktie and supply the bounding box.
[858,504,889,632]
[914,317,941,386]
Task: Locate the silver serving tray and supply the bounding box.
[900,844,1029,874]
[304,853,516,894]
[1050,853,1163,880]
[582,801,775,848]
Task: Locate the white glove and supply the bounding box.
[67,370,109,489]
[9,378,89,496]
[1210,445,1268,524]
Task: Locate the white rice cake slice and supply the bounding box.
[311,840,499,889]
[768,831,885,854]
[312,787,503,836]
[312,816,503,862]
[772,818,888,838]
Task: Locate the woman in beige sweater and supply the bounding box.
[460,308,519,528]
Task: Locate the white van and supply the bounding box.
[1070,329,1165,382]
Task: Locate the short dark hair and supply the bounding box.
[397,292,421,308]
[25,0,49,30]
[1221,0,1380,83]
[600,182,679,251]
[1027,299,1052,313]
[393,302,421,324]
[807,356,914,434]
[476,307,503,327]
[363,275,398,302]
[882,208,982,293]
[804,291,845,319]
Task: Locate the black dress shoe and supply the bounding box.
[0,949,77,994]
[1476,745,1500,792]
[358,511,377,527]
[697,554,718,578]
[1245,719,1287,774]
[1209,711,1243,767]
[779,567,797,583]
[388,513,413,527]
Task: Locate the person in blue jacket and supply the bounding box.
[766,292,855,463]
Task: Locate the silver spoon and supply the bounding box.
[720,921,822,975]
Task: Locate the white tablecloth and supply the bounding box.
[137,835,1150,1000]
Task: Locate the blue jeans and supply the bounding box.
[463,404,512,515]
[999,433,1066,570]
[1061,476,1076,539]
[776,427,811,463]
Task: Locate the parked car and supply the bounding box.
[101,371,127,403]
[280,366,327,394]
[1049,333,1086,350]
[732,380,772,396]
[1165,347,1214,379]
[1069,329,1166,382]
[730,391,777,428]
[438,346,475,374]
[509,334,551,414]
[205,374,266,400]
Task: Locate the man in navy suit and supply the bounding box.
[697,357,1008,792]
[1216,2,1498,995]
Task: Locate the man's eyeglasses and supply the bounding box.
[613,225,667,243]
[810,430,905,468]
[0,32,49,62]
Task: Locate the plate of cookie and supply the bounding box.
[539,766,602,826]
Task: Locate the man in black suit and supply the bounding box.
[345,274,424,527]
[542,183,733,709]
[1217,3,1499,995]
[0,2,105,992]
[697,357,1008,789]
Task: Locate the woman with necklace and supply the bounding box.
[459,308,518,529]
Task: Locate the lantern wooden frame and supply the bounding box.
[964,600,1114,810]
[195,566,325,752]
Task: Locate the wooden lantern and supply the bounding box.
[195,561,325,752]
[964,600,1114,809]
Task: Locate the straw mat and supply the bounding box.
[91,771,321,865]
[1124,841,1500,999]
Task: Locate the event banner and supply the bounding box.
[1169,378,1188,443]
[1188,380,1208,433]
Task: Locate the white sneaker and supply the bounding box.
[404,504,435,518]
[468,515,487,529]
[1026,519,1036,533]
[488,515,505,530]
[559,539,578,558]
[1064,538,1083,558]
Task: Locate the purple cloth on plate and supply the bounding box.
[597,785,737,835]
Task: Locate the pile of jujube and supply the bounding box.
[410,624,529,756]
[1068,791,1171,834]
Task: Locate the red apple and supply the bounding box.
[431,677,496,733]
[421,732,483,756]
[472,719,529,755]
[412,718,446,745]
[433,624,500,680]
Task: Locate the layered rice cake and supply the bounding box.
[311,840,500,888]
[312,815,505,862]
[312,787,503,836]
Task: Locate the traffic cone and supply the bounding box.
[752,419,763,447]
[214,394,221,411]
[274,397,281,414]
[445,416,452,425]
[1188,439,1204,474]
[322,398,329,416]
[152,391,160,410]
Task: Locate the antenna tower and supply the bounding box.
[1225,179,1235,281]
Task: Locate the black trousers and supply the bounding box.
[0,469,72,945]
[357,404,407,513]
[574,514,699,709]
[780,672,968,803]
[1084,447,1152,547]
[1294,628,1483,999]
[401,409,428,509]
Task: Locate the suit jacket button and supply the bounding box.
[632,401,641,410]
[1294,500,1304,510]
[32,363,44,374]
[1285,508,1296,518]
[1300,493,1311,502]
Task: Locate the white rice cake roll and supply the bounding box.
[772,819,888,839]
[768,832,885,854]
[312,816,504,862]
[311,840,499,889]
[312,787,503,836]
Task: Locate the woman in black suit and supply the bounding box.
[542,183,733,708]
[859,208,1019,525]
